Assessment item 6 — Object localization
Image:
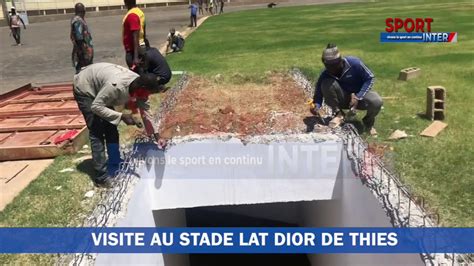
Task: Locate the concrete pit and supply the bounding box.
[95,73,423,265]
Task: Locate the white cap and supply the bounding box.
[322,44,341,64]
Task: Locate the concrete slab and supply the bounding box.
[0,159,53,211]
[129,134,343,213]
[95,134,422,266]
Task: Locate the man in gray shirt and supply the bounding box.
[73,62,166,187]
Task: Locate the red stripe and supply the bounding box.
[448,32,456,42]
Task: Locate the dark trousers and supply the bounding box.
[74,53,93,74]
[125,45,147,69]
[321,78,383,128]
[73,91,121,182]
[11,27,21,44]
[170,37,185,52]
[220,3,224,13]
[190,14,197,27]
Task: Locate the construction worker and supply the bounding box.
[123,0,147,69]
[8,7,26,46]
[166,28,185,53]
[70,3,94,73]
[310,44,383,135]
[134,39,172,88]
[73,63,166,187]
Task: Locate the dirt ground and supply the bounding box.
[159,74,311,138]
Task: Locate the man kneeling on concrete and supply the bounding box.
[310,44,382,135]
[73,62,166,187]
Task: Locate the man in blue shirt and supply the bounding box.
[189,2,198,27]
[311,44,382,135]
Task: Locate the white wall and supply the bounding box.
[5,0,184,13]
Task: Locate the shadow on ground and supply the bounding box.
[76,159,95,182]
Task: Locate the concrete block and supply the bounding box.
[398,67,421,81]
[420,121,447,138]
[426,86,446,120]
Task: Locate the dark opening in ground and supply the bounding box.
[185,208,311,266]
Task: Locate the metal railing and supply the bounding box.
[341,124,472,266]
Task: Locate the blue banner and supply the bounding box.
[380,32,458,43]
[0,227,473,254]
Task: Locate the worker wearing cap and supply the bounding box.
[73,63,166,187]
[166,28,185,53]
[311,44,383,135]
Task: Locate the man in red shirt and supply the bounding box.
[123,0,146,69]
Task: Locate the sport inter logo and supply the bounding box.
[380,18,457,43]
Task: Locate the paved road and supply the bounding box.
[0,0,351,94]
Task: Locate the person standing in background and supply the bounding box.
[219,0,224,14]
[209,0,214,15]
[8,7,26,46]
[198,0,204,15]
[122,0,147,70]
[189,1,198,27]
[70,3,94,73]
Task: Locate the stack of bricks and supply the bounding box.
[426,86,446,120]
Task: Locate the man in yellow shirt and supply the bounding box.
[123,0,146,69]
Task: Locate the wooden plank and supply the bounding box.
[7,96,75,104]
[0,83,33,101]
[33,89,72,94]
[0,132,15,144]
[0,108,80,118]
[0,82,86,160]
[420,121,447,137]
[0,145,62,161]
[0,124,85,133]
